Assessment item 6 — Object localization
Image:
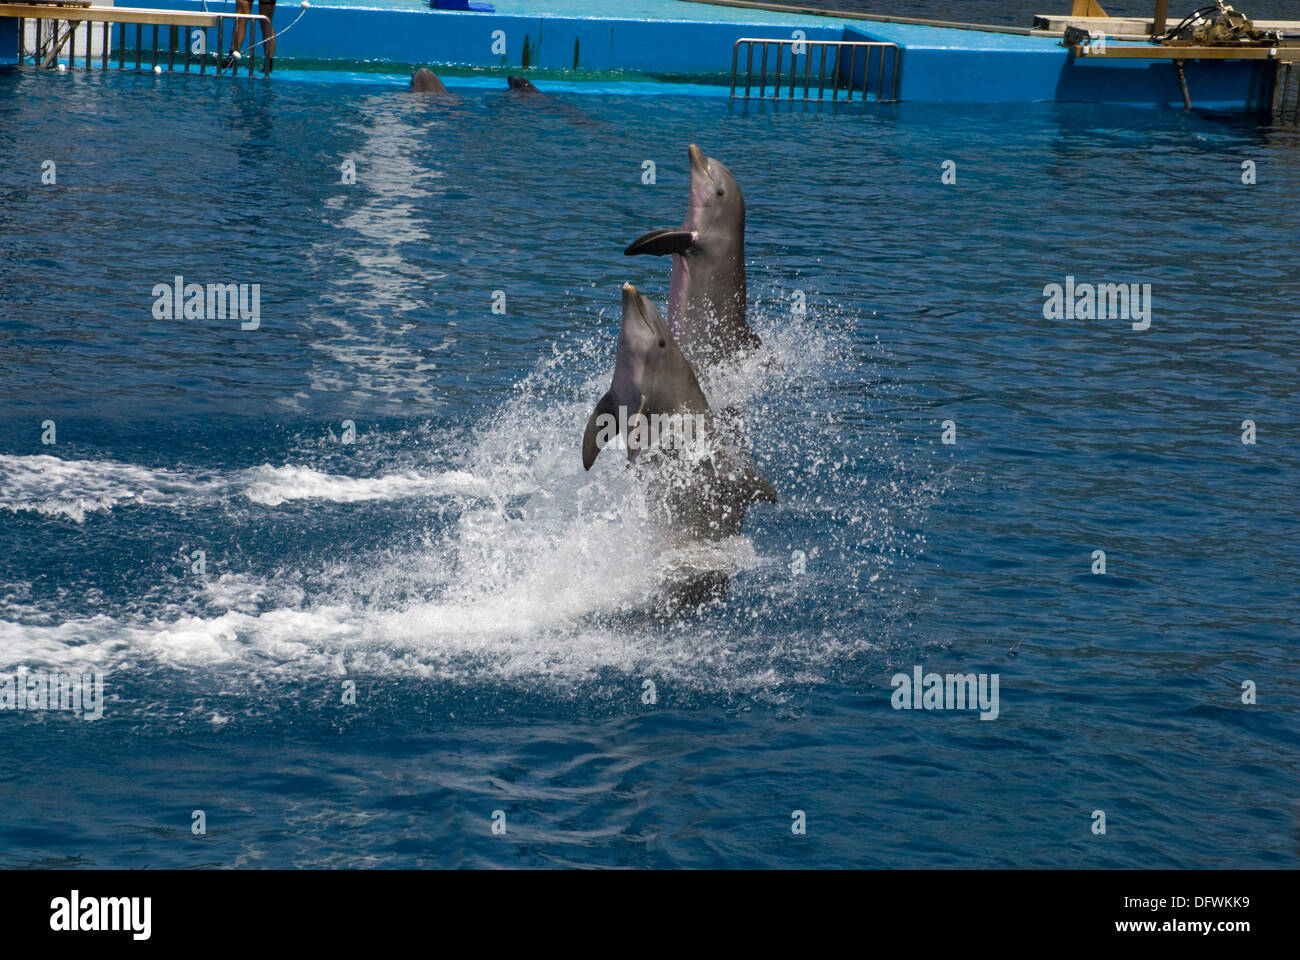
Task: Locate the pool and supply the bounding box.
[0,65,1297,867]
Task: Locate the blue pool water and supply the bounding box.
[0,66,1297,868]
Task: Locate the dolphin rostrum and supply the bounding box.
[624,144,760,368]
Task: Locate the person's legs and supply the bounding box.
[258,0,277,67]
[228,0,252,57]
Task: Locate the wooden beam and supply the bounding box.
[1153,0,1170,36]
[1072,42,1300,59]
[0,3,267,27]
[1070,0,1109,17]
[668,0,1036,36]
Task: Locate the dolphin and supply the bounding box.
[583,284,775,545]
[624,144,760,368]
[583,283,708,471]
[502,75,605,131]
[410,68,448,93]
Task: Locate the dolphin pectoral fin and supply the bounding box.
[582,391,618,470]
[624,229,696,257]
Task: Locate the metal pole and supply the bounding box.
[1175,59,1191,108]
[1153,0,1169,38]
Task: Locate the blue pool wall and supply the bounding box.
[4,1,1280,108]
[1,17,17,62]
[141,0,846,75]
[839,23,1275,107]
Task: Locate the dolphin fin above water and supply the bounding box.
[624,229,697,257]
[582,390,650,469]
[582,390,618,471]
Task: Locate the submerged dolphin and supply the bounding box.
[583,283,775,545]
[410,68,448,93]
[506,76,540,92]
[624,144,760,368]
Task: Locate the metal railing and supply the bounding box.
[1274,60,1300,123]
[730,37,901,104]
[3,4,272,77]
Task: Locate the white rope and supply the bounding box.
[245,0,311,53]
[205,0,311,56]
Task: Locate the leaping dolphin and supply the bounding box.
[624,144,760,369]
[583,283,775,545]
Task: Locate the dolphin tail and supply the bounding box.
[624,229,696,257]
[582,391,618,470]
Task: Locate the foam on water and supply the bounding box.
[0,455,490,519]
[0,298,936,704]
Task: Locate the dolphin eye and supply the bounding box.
[716,188,725,196]
[658,338,666,348]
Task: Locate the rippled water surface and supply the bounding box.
[0,67,1297,868]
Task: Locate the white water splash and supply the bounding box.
[0,301,929,699]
